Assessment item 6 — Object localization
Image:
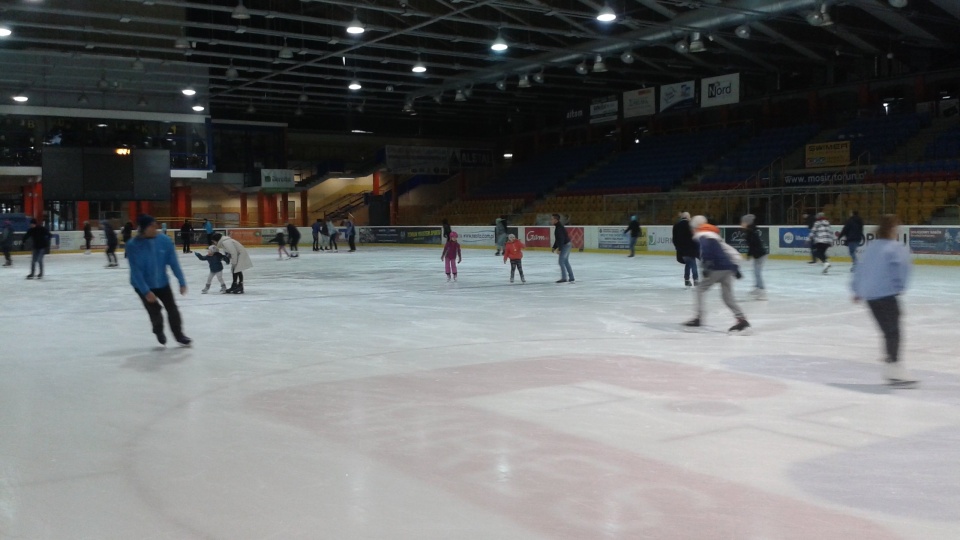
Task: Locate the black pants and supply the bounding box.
[85,238,92,250]
[2,244,10,264]
[330,233,339,251]
[509,259,524,279]
[231,271,244,287]
[182,240,191,253]
[136,285,184,340]
[813,243,830,263]
[867,296,901,363]
[313,234,320,250]
[290,241,298,253]
[106,244,118,265]
[348,234,356,252]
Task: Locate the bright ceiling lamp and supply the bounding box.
[192,104,205,112]
[181,85,196,96]
[593,55,607,72]
[735,24,751,39]
[278,39,293,59]
[575,60,588,75]
[348,79,362,90]
[806,4,832,26]
[490,31,508,52]
[621,50,635,64]
[411,55,427,73]
[688,32,706,53]
[0,27,11,38]
[596,4,616,22]
[12,92,27,102]
[346,11,365,34]
[232,0,251,20]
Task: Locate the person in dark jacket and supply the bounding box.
[839,210,865,271]
[442,218,452,242]
[312,219,323,251]
[195,244,228,294]
[286,223,301,258]
[82,220,93,254]
[102,220,119,267]
[270,228,290,260]
[127,214,190,346]
[551,213,575,283]
[685,216,750,333]
[320,220,330,251]
[180,220,193,254]
[344,216,357,252]
[804,212,817,263]
[1,220,13,266]
[122,221,134,259]
[672,212,700,287]
[741,214,768,301]
[21,218,51,279]
[624,215,642,257]
[494,216,508,256]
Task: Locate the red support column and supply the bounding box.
[372,170,381,196]
[183,185,192,220]
[299,191,308,227]
[23,186,33,218]
[256,192,266,227]
[390,182,398,226]
[240,193,248,226]
[128,202,138,222]
[76,201,89,227]
[33,183,43,222]
[140,201,152,216]
[280,192,289,223]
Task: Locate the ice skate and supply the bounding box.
[884,363,918,388]
[521,276,526,283]
[201,285,210,294]
[556,279,568,283]
[453,274,457,282]
[822,262,831,274]
[685,280,692,288]
[683,318,701,328]
[155,332,167,346]
[175,335,192,347]
[2,261,10,267]
[220,284,227,293]
[232,284,244,294]
[446,275,451,282]
[693,280,700,287]
[26,274,34,279]
[510,278,514,283]
[728,318,751,334]
[754,289,767,301]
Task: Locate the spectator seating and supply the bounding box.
[474,143,612,198]
[702,124,819,188]
[834,113,927,163]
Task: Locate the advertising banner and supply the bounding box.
[659,81,696,113]
[566,227,585,251]
[590,95,619,125]
[456,228,495,246]
[908,227,960,255]
[260,169,295,191]
[805,142,851,168]
[225,228,272,245]
[359,227,402,244]
[385,146,494,174]
[563,103,588,126]
[700,73,740,108]
[598,226,634,250]
[784,170,867,186]
[623,88,656,118]
[452,149,494,169]
[524,226,551,248]
[724,226,770,255]
[399,227,442,244]
[645,226,675,252]
[778,226,811,254]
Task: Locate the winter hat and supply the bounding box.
[137,214,156,232]
[816,212,826,219]
[680,212,691,220]
[276,228,284,234]
[207,244,218,254]
[690,215,707,229]
[508,233,516,241]
[741,214,756,226]
[449,231,459,239]
[631,215,637,221]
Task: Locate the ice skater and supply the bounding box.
[195,244,227,294]
[121,221,133,258]
[286,223,300,258]
[494,216,508,256]
[624,215,642,257]
[1,219,12,266]
[82,220,93,254]
[312,218,322,251]
[811,212,833,274]
[126,215,191,347]
[214,232,253,294]
[270,228,290,260]
[442,218,452,242]
[741,214,767,300]
[684,216,750,333]
[344,216,356,252]
[551,214,575,283]
[673,212,699,287]
[502,233,525,283]
[102,220,119,268]
[203,218,214,245]
[22,218,51,280]
[180,220,193,254]
[852,215,915,387]
[839,210,864,271]
[441,231,462,281]
[327,217,339,252]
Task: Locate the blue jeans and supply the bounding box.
[848,244,858,266]
[683,256,699,281]
[559,242,574,281]
[753,256,766,290]
[629,236,638,256]
[30,248,45,276]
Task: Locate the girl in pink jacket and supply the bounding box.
[441,232,462,281]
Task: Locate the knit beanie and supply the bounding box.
[690,215,707,229]
[137,214,156,232]
[741,214,755,226]
[680,212,691,220]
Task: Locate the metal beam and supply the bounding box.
[849,0,943,46]
[751,22,824,62]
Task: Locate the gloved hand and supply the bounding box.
[735,269,743,280]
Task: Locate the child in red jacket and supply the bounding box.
[502,234,525,283]
[441,231,462,281]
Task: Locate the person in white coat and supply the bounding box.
[213,232,253,294]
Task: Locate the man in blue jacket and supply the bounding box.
[127,214,191,346]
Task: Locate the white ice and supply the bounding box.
[2,246,960,539]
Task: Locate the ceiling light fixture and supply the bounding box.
[689,32,706,53]
[137,95,147,107]
[132,53,144,71]
[174,36,190,49]
[518,74,531,88]
[386,85,394,92]
[181,86,196,96]
[232,0,251,20]
[593,55,607,72]
[346,11,365,34]
[299,90,308,102]
[97,73,110,90]
[455,89,466,102]
[490,31,508,52]
[12,92,28,103]
[78,93,89,104]
[357,100,365,113]
[533,70,545,84]
[496,79,507,91]
[412,55,427,73]
[192,104,205,112]
[295,107,304,116]
[596,4,616,22]
[246,102,256,114]
[621,50,635,64]
[0,27,12,38]
[225,61,239,81]
[278,39,293,59]
[348,79,362,90]
[735,25,751,39]
[575,60,589,75]
[888,0,907,7]
[464,86,474,98]
[674,39,689,53]
[806,3,832,26]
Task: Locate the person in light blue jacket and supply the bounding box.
[127,214,191,347]
[852,214,913,386]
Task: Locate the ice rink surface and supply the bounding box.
[2,245,960,540]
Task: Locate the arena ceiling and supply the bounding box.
[0,0,958,135]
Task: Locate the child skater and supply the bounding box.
[195,244,227,294]
[441,231,462,282]
[270,228,290,260]
[502,233,525,283]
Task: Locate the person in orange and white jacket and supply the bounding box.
[684,216,751,334]
[502,234,526,284]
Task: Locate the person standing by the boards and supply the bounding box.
[22,218,51,280]
[624,215,642,258]
[126,214,191,347]
[551,214,575,284]
[672,212,699,288]
[83,220,93,255]
[180,220,193,254]
[102,220,119,268]
[1,219,13,267]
